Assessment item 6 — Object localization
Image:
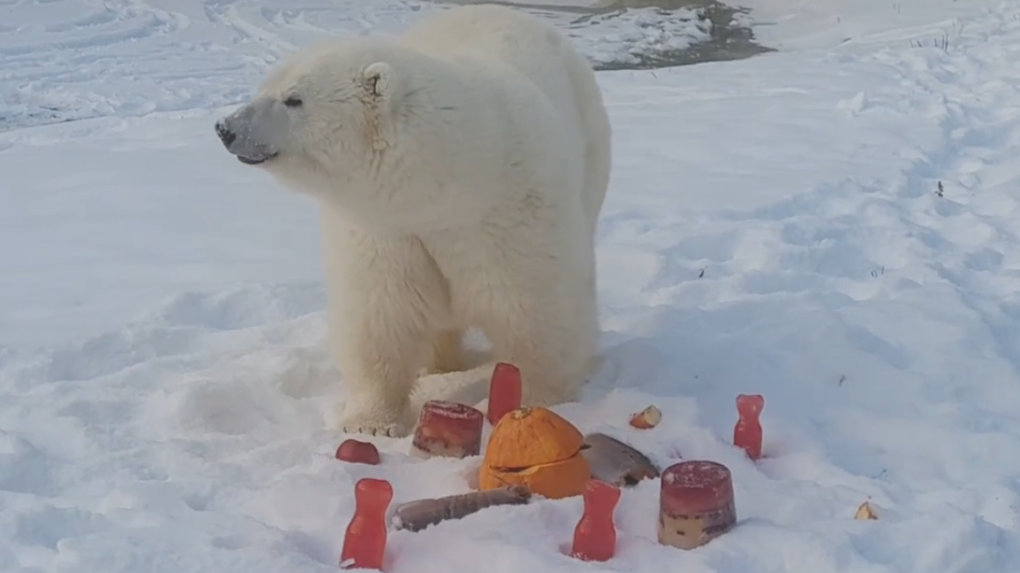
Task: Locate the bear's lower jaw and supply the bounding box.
[236,153,277,166]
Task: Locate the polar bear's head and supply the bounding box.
[215,39,429,221]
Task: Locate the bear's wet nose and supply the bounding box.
[215,121,237,147]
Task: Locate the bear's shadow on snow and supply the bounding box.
[581,295,903,460]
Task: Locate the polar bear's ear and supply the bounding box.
[361,62,395,102]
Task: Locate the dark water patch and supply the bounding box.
[594,0,773,69]
[435,0,773,70]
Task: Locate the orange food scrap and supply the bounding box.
[628,405,662,429]
[854,501,879,520]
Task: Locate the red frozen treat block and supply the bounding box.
[733,394,764,460]
[410,400,485,459]
[341,478,393,570]
[487,362,523,425]
[571,479,621,562]
[335,439,381,465]
[657,461,736,550]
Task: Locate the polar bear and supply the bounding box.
[214,4,612,437]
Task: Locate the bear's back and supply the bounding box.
[398,5,611,237]
[398,5,588,121]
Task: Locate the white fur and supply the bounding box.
[216,4,612,437]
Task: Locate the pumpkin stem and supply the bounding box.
[511,407,534,420]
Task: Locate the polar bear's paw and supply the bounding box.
[342,419,409,438]
[339,403,415,438]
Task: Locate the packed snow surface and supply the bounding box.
[2,0,1020,572]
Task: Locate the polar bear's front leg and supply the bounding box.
[335,314,424,437]
[326,228,451,438]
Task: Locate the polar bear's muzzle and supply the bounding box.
[214,99,284,166]
[215,118,278,165]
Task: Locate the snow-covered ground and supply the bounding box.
[3,0,1020,572]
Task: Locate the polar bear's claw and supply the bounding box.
[342,421,409,438]
[339,406,414,438]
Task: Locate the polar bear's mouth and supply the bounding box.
[237,152,277,166]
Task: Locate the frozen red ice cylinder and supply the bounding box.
[733,394,764,460]
[411,400,485,459]
[658,460,736,550]
[341,478,393,570]
[487,362,523,425]
[571,479,621,562]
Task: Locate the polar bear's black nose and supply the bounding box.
[215,121,236,147]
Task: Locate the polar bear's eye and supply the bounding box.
[283,96,303,108]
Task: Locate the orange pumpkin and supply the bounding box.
[478,406,591,499]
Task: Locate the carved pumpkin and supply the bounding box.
[478,406,591,499]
